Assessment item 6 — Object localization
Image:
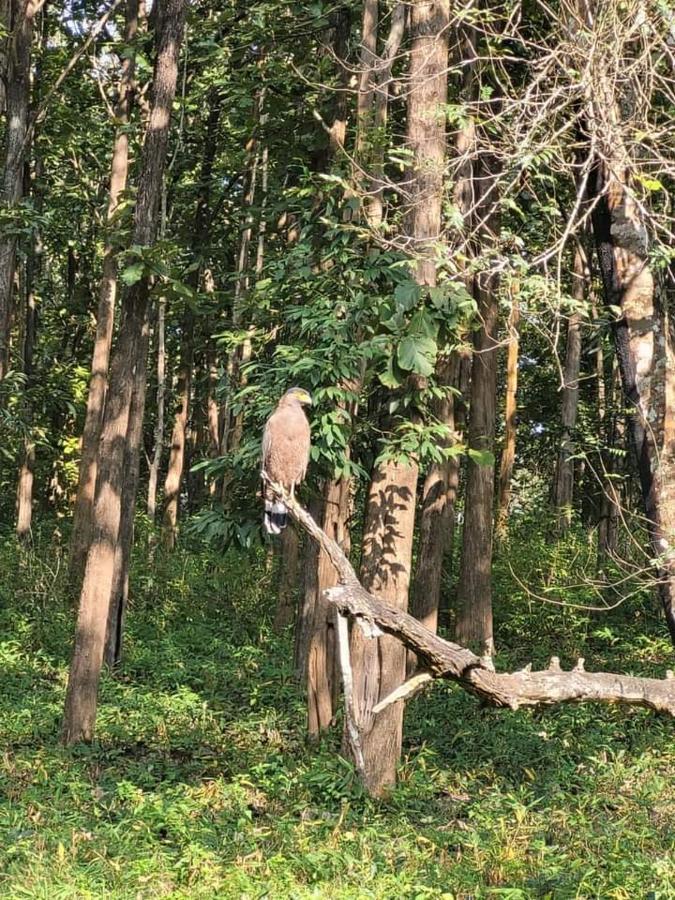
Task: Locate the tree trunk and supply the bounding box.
[147,298,166,519]
[307,475,351,736]
[16,230,40,541]
[162,96,221,545]
[69,0,139,584]
[351,460,418,794]
[455,149,500,656]
[0,0,36,379]
[219,98,263,497]
[496,296,519,537]
[63,0,186,744]
[349,0,449,795]
[274,525,300,631]
[590,160,675,642]
[454,15,501,655]
[294,495,323,682]
[355,1,405,228]
[206,340,220,495]
[410,356,458,632]
[598,359,623,569]
[162,309,194,547]
[104,318,150,668]
[552,241,586,532]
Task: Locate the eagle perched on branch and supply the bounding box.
[261,387,312,533]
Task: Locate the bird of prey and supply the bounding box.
[261,387,312,533]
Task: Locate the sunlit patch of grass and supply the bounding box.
[0,527,674,897]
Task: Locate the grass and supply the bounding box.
[0,524,674,898]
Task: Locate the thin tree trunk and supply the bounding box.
[496,296,520,537]
[162,309,194,547]
[356,1,405,228]
[219,99,263,499]
[598,359,622,569]
[147,298,166,519]
[16,228,40,541]
[69,0,139,584]
[222,98,266,484]
[63,0,186,744]
[161,96,221,545]
[552,241,586,532]
[206,339,220,495]
[0,0,36,379]
[349,0,449,796]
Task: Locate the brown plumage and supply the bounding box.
[261,387,312,533]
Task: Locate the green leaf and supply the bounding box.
[120,262,145,286]
[379,356,402,389]
[394,281,421,311]
[467,448,495,467]
[397,335,437,376]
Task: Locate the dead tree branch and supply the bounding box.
[262,475,675,718]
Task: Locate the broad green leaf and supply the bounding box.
[120,262,145,286]
[397,335,437,376]
[394,281,421,311]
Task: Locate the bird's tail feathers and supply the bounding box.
[264,499,288,534]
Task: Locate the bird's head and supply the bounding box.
[283,386,313,407]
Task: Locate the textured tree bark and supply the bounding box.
[274,525,300,632]
[15,111,44,542]
[351,460,419,794]
[496,298,519,537]
[147,299,166,519]
[162,309,194,547]
[411,356,458,633]
[455,150,500,656]
[307,475,351,736]
[454,15,501,653]
[348,0,449,796]
[104,319,150,668]
[552,242,586,532]
[69,0,139,584]
[63,0,186,744]
[15,228,40,541]
[406,0,458,634]
[294,495,323,682]
[0,0,9,114]
[590,160,675,642]
[0,0,36,379]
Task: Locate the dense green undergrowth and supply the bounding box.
[1,524,674,899]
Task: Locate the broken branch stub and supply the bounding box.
[262,476,675,718]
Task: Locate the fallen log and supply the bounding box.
[263,476,675,719]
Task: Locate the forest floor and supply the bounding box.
[1,524,674,899]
